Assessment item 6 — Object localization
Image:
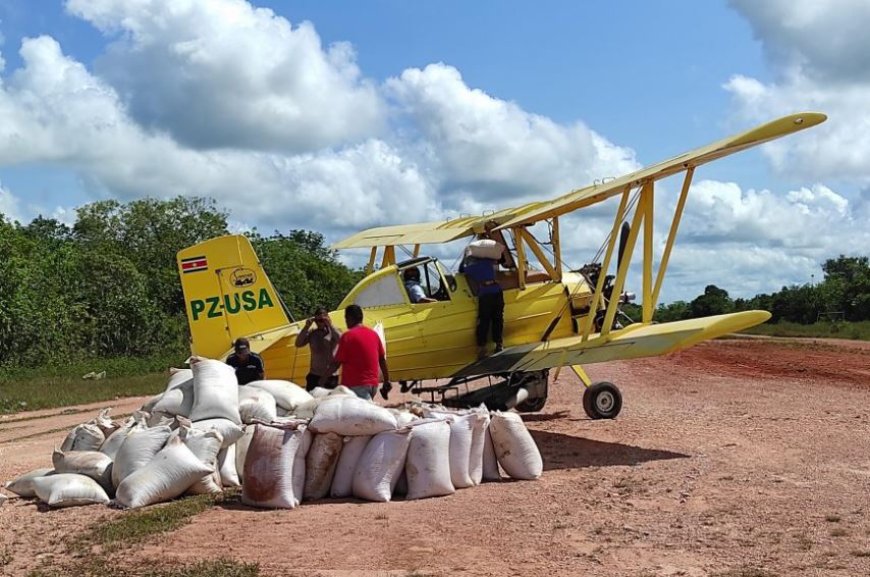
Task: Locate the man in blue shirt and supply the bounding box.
[225,337,265,385]
[461,248,505,359]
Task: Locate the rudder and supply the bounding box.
[177,235,291,359]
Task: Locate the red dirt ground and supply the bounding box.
[1,337,869,577]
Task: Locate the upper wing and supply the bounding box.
[452,310,771,378]
[495,112,826,229]
[331,204,538,249]
[331,112,826,249]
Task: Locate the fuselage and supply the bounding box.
[259,261,594,382]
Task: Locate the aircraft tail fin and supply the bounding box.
[176,235,291,360]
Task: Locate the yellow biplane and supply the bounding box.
[177,112,826,418]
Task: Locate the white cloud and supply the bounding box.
[0,36,431,234]
[0,181,21,221]
[385,64,639,203]
[64,0,384,152]
[727,0,870,184]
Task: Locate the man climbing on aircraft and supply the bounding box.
[403,267,437,303]
[295,306,341,391]
[320,304,392,401]
[461,224,508,359]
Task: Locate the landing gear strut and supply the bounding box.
[582,381,622,419]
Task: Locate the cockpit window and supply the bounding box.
[354,274,406,308]
[399,258,452,303]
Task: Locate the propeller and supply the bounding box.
[617,221,630,271]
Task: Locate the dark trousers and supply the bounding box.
[306,373,338,392]
[476,291,504,346]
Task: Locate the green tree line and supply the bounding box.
[0,197,361,369]
[653,255,870,324]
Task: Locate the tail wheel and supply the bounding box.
[582,381,622,419]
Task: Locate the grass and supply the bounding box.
[0,353,186,414]
[741,320,870,341]
[27,558,259,577]
[28,492,251,577]
[72,493,235,553]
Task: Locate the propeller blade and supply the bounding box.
[617,222,630,270]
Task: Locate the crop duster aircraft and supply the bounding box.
[177,112,826,419]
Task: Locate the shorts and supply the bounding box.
[350,385,378,401]
[306,373,338,392]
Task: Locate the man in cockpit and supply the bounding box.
[403,267,437,304]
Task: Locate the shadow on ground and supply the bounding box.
[530,429,689,471]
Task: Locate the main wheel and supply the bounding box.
[516,396,547,413]
[582,381,622,419]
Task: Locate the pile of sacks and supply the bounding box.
[3,358,543,509]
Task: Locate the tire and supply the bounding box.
[516,396,547,413]
[582,382,622,419]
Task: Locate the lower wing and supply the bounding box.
[453,310,770,377]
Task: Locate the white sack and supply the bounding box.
[246,380,313,411]
[60,423,104,452]
[242,422,309,509]
[391,410,419,427]
[33,473,109,508]
[238,386,278,424]
[146,411,176,428]
[466,238,504,260]
[173,422,223,495]
[140,393,163,413]
[112,425,172,488]
[4,468,54,498]
[310,396,397,436]
[405,420,454,500]
[293,427,312,503]
[329,385,356,397]
[468,412,489,485]
[482,425,501,481]
[330,435,370,498]
[166,367,193,391]
[489,411,543,480]
[192,418,244,448]
[234,426,255,483]
[309,387,332,399]
[100,413,148,461]
[152,380,195,416]
[218,446,241,487]
[352,429,411,502]
[52,450,113,492]
[115,436,214,508]
[189,358,240,424]
[303,432,343,501]
[447,413,477,489]
[92,408,120,437]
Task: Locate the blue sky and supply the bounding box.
[0,0,867,303]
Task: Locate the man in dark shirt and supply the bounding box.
[461,232,507,359]
[225,337,265,385]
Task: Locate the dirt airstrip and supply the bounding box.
[1,337,869,577]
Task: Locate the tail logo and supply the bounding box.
[231,267,257,287]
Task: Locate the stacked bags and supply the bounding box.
[3,358,543,510]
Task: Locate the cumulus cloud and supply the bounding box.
[385,64,638,203]
[64,0,384,152]
[727,0,870,184]
[0,181,21,221]
[0,36,431,233]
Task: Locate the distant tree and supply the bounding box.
[689,285,733,318]
[655,300,690,322]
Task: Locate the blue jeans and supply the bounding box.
[352,386,377,400]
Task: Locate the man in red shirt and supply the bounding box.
[319,304,391,401]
